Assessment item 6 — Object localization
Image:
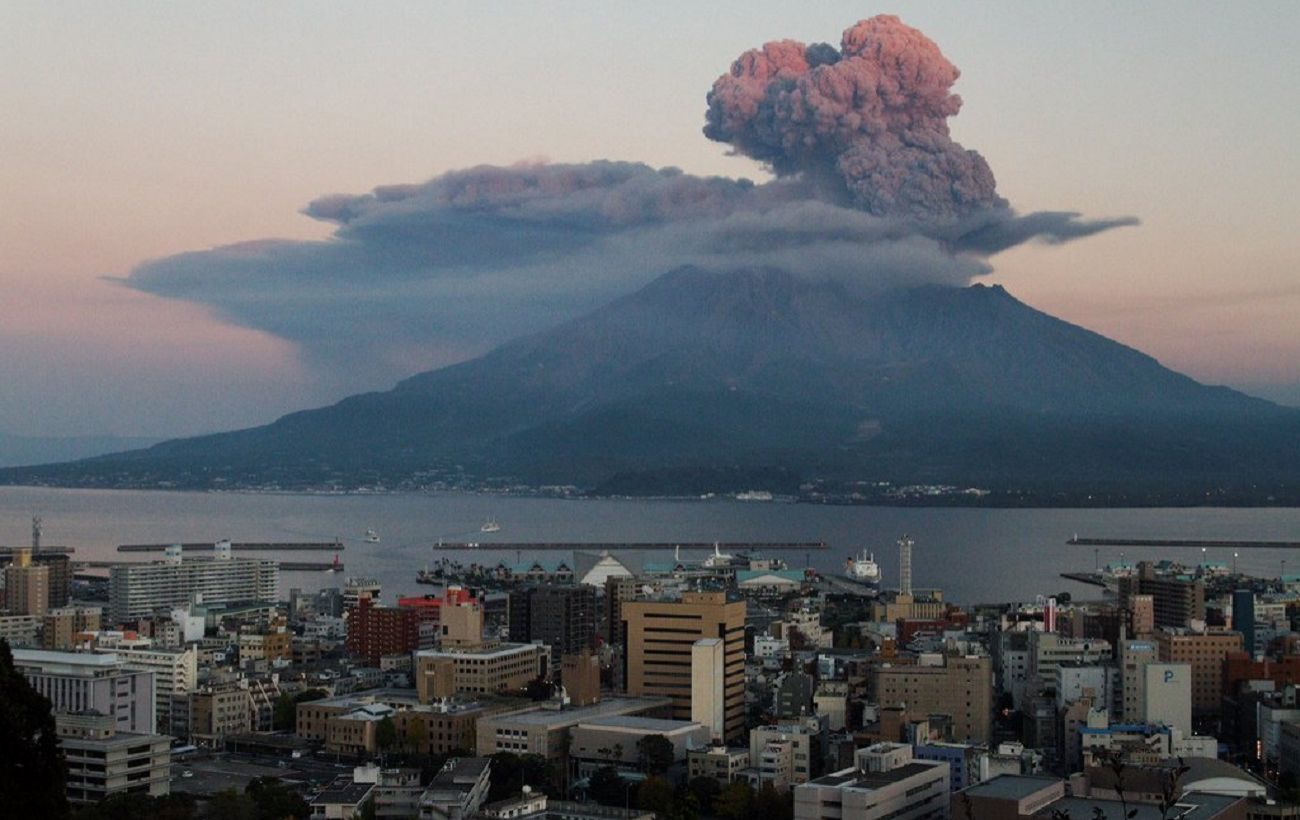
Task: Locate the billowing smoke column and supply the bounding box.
[706,15,1002,220]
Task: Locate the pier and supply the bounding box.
[431,541,828,551]
[0,546,74,556]
[75,559,339,571]
[1068,537,1300,550]
[118,542,343,552]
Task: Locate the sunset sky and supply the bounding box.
[2,1,1297,438]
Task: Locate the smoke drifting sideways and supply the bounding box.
[122,15,1136,392]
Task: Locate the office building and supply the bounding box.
[692,638,726,740]
[622,591,746,741]
[5,548,49,615]
[57,711,171,803]
[419,757,493,820]
[508,585,596,656]
[13,649,156,733]
[794,743,949,820]
[476,695,673,761]
[1233,590,1256,658]
[348,598,423,664]
[570,716,709,777]
[1119,563,1205,629]
[873,655,992,744]
[561,650,601,707]
[1144,662,1193,735]
[1155,628,1243,715]
[42,606,103,650]
[689,745,751,784]
[604,576,638,643]
[108,542,278,623]
[115,645,198,733]
[414,642,546,696]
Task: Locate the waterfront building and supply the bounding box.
[621,591,746,741]
[13,648,156,733]
[108,542,278,623]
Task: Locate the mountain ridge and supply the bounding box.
[2,267,1297,504]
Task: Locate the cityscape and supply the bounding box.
[1,3,1297,820]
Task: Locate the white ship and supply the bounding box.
[845,549,881,588]
[480,518,501,533]
[364,529,380,543]
[702,542,735,568]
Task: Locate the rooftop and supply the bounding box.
[1038,794,1241,820]
[578,716,702,733]
[312,778,375,806]
[489,697,673,729]
[810,762,944,790]
[961,774,1064,800]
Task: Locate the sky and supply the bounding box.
[1,1,1297,438]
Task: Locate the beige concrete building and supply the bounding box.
[414,642,546,697]
[688,745,751,784]
[57,711,172,804]
[115,645,198,733]
[441,595,485,649]
[691,638,726,740]
[794,744,948,820]
[873,655,992,743]
[5,549,50,616]
[476,695,673,761]
[561,651,601,707]
[42,606,102,650]
[622,591,746,741]
[1155,627,1243,715]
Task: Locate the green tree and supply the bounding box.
[753,782,793,820]
[636,734,675,774]
[205,789,255,820]
[375,716,398,754]
[487,752,523,802]
[588,766,631,807]
[713,782,754,820]
[0,638,68,820]
[247,776,310,820]
[687,776,720,809]
[635,776,675,816]
[404,717,428,754]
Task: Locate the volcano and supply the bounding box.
[5,267,1298,504]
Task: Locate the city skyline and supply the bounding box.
[2,2,1297,439]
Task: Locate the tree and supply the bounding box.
[404,717,428,754]
[375,716,398,754]
[687,776,721,809]
[205,790,255,820]
[635,776,675,816]
[713,782,753,820]
[753,782,793,820]
[0,638,68,820]
[636,734,675,775]
[247,777,310,820]
[588,766,630,807]
[488,753,523,802]
[273,689,328,733]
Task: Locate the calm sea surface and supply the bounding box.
[1,487,1298,606]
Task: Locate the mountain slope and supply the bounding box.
[4,267,1298,501]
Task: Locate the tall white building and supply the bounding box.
[114,645,198,733]
[692,638,726,741]
[1144,662,1193,735]
[13,649,156,733]
[109,542,278,623]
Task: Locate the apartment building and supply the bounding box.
[57,711,172,804]
[109,542,278,623]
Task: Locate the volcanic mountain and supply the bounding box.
[6,267,1299,503]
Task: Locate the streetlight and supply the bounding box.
[1234,551,1239,576]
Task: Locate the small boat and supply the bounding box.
[845,549,881,589]
[364,529,380,543]
[480,518,501,534]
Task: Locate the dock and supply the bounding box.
[118,542,343,552]
[431,541,828,551]
[0,546,75,556]
[1068,537,1300,550]
[1060,571,1107,588]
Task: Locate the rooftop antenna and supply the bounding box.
[31,516,42,552]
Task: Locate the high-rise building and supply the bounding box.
[1155,627,1243,715]
[13,649,156,733]
[1232,590,1256,657]
[108,542,278,623]
[622,591,746,741]
[604,576,638,644]
[1119,563,1205,629]
[42,606,102,650]
[509,585,596,656]
[691,638,726,740]
[5,548,50,616]
[347,599,422,665]
[873,655,992,744]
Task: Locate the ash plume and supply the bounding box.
[120,15,1136,391]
